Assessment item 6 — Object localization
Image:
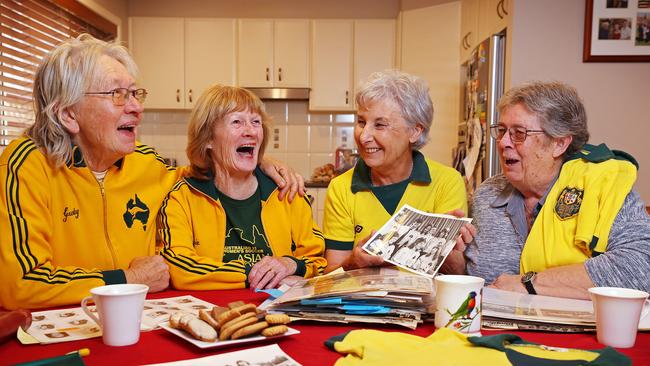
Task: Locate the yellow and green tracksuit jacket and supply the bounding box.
[158,168,326,290]
[327,328,630,366]
[0,137,180,310]
[324,151,467,250]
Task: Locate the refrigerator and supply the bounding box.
[452,31,506,204]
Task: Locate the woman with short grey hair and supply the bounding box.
[323,69,475,273]
[465,81,650,299]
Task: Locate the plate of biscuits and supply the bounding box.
[159,301,299,349]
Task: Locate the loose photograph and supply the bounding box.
[362,205,472,278]
[598,18,633,40]
[606,0,628,8]
[637,13,650,45]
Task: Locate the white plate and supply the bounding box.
[159,321,300,349]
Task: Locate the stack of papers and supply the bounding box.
[265,267,433,329]
[482,288,650,332]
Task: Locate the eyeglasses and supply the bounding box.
[84,88,148,106]
[489,125,545,143]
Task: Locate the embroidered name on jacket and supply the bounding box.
[123,194,150,230]
[555,187,583,220]
[63,207,79,222]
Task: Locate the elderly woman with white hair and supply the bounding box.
[464,81,650,299]
[323,70,475,273]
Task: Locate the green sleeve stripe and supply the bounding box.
[102,270,127,285]
[325,239,354,250]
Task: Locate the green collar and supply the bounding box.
[569,143,638,169]
[185,167,277,201]
[351,150,431,193]
[66,144,124,169]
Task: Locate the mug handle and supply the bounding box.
[641,299,650,320]
[81,296,101,326]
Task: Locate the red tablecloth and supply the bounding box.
[3,288,650,365]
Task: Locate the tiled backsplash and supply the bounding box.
[137,101,356,179]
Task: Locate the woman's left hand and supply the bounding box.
[439,209,476,274]
[258,157,306,202]
[249,256,298,290]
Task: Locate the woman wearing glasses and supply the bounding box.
[465,81,650,299]
[0,34,302,310]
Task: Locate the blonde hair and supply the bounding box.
[26,34,138,166]
[186,85,270,179]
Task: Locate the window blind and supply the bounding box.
[0,0,116,151]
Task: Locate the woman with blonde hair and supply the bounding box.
[159,85,326,290]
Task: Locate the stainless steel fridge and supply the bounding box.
[453,31,506,204]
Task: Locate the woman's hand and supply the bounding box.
[489,274,527,293]
[249,256,298,290]
[258,156,305,202]
[439,209,476,274]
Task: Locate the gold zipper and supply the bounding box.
[98,179,118,267]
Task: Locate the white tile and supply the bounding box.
[264,152,287,166]
[309,125,332,153]
[286,125,309,153]
[317,209,324,228]
[334,126,356,149]
[285,152,311,179]
[309,112,332,125]
[266,125,287,154]
[334,113,355,123]
[264,101,287,124]
[287,101,309,125]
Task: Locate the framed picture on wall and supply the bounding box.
[583,0,650,62]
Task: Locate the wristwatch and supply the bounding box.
[521,271,537,295]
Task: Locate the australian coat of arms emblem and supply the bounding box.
[555,187,583,220]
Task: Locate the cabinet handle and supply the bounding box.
[499,0,508,16]
[189,89,193,103]
[463,32,471,49]
[266,67,270,81]
[278,67,282,82]
[345,90,349,105]
[176,89,180,103]
[496,0,504,19]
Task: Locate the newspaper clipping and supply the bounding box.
[362,205,472,278]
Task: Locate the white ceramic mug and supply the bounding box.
[588,287,649,348]
[434,275,484,336]
[81,284,149,346]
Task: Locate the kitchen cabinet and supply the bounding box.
[237,19,310,88]
[460,0,510,62]
[310,20,354,111]
[460,0,479,62]
[354,19,396,105]
[129,17,236,109]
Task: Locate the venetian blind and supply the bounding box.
[0,0,116,151]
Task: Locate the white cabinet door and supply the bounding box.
[354,19,395,103]
[129,17,185,109]
[310,20,354,111]
[460,0,480,62]
[274,20,310,87]
[238,19,274,87]
[185,18,236,108]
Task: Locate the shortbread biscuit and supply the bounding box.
[265,313,290,325]
[199,309,220,330]
[233,303,257,315]
[231,321,269,340]
[216,308,241,325]
[220,311,256,330]
[183,316,217,342]
[227,300,246,309]
[261,324,288,337]
[219,316,258,341]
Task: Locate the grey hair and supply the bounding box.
[497,81,589,158]
[355,70,433,150]
[26,34,138,166]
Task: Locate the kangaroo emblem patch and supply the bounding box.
[123,194,150,230]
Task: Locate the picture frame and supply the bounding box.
[583,0,650,62]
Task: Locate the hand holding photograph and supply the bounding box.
[361,205,472,278]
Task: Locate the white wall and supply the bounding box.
[399,2,461,165]
[509,0,650,202]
